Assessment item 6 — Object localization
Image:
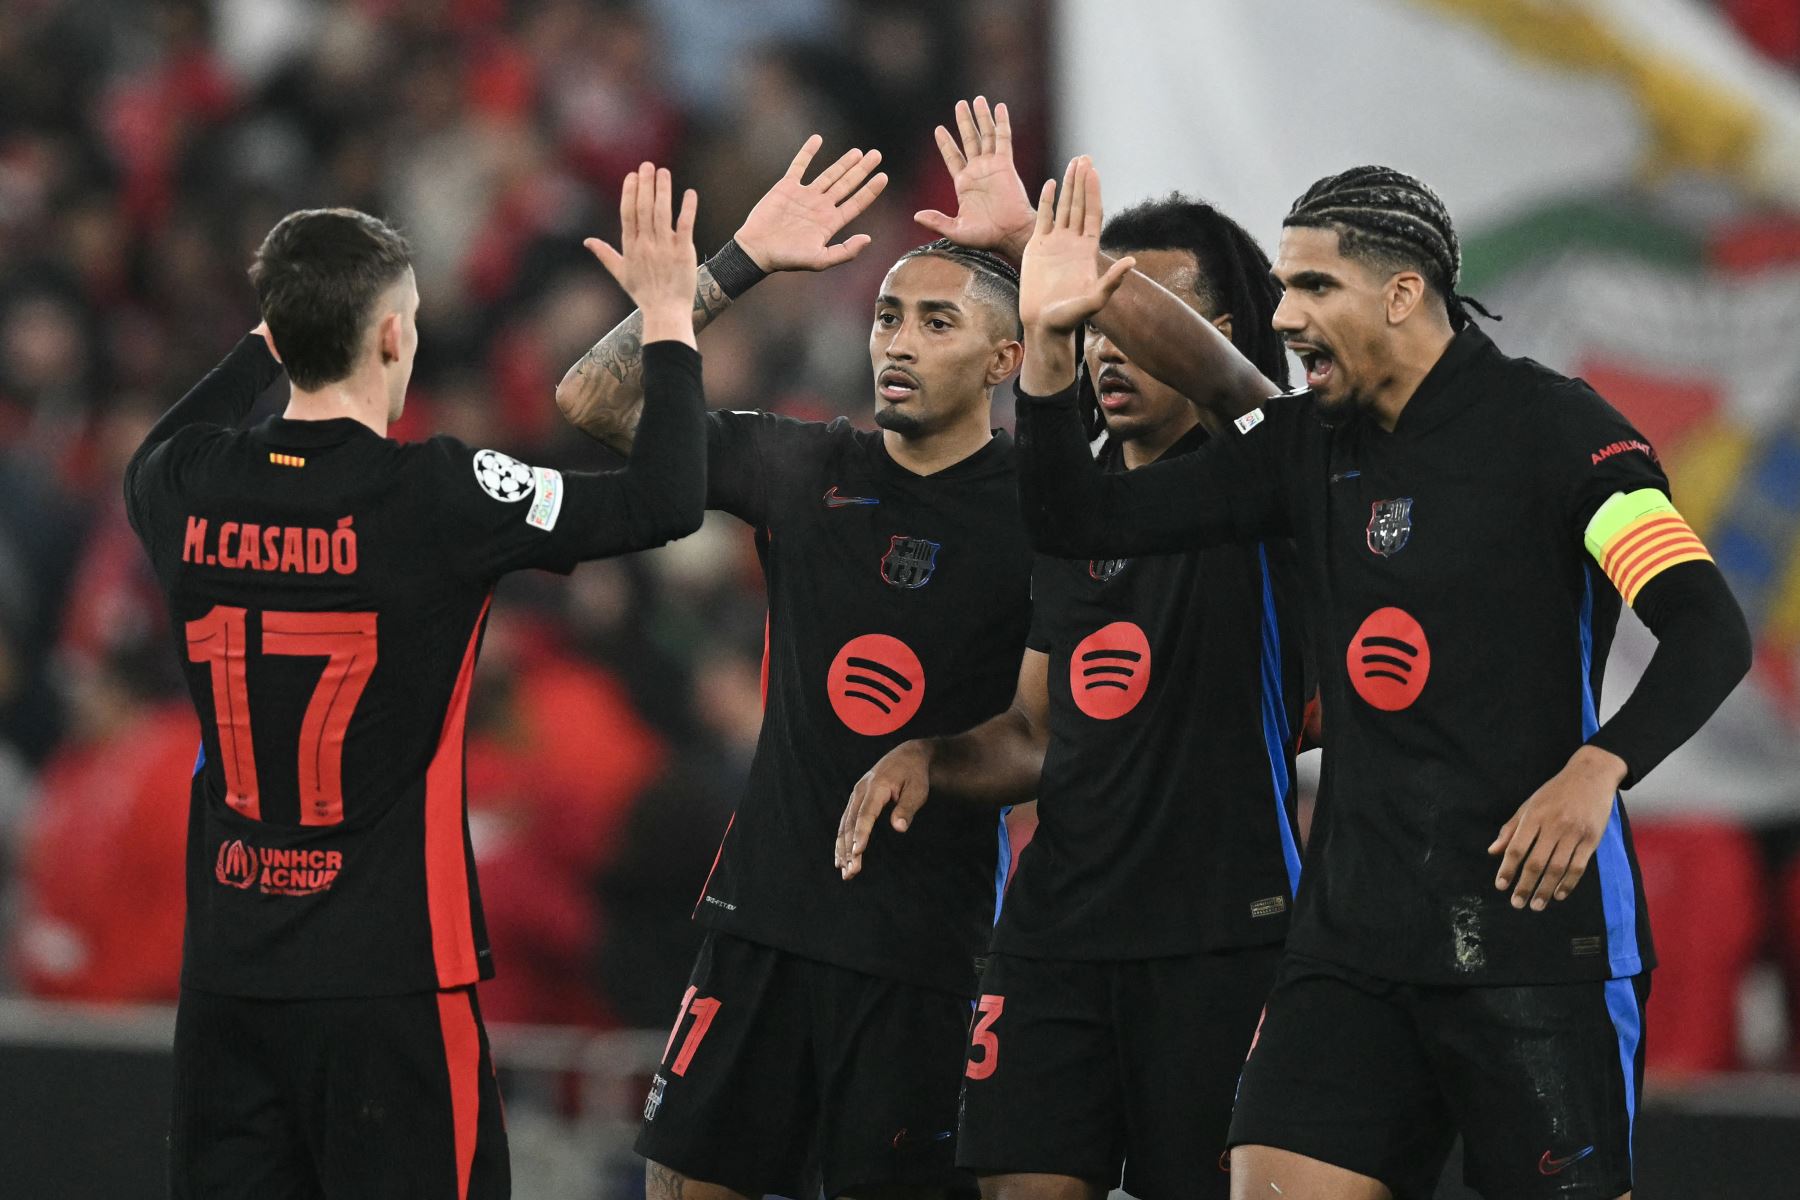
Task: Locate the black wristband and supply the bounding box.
[704,238,769,300]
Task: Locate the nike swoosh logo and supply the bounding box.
[824,486,879,507]
[1330,470,1362,483]
[1538,1145,1595,1175]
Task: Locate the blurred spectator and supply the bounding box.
[9,640,192,1002]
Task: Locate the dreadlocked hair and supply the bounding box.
[896,238,1022,338]
[1076,194,1289,440]
[1283,165,1497,331]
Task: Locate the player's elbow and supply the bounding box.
[552,378,585,427]
[641,482,706,545]
[1718,598,1755,689]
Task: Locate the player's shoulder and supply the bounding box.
[1227,388,1317,441]
[410,434,560,506]
[712,407,860,463]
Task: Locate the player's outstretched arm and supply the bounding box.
[556,163,707,553]
[918,96,1276,418]
[836,651,1050,881]
[555,136,888,453]
[1013,160,1250,560]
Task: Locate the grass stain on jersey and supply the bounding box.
[1451,896,1486,971]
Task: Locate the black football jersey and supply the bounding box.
[125,336,705,997]
[996,427,1306,961]
[695,413,1034,996]
[1017,328,1663,986]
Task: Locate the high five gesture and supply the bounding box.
[1018,157,1135,395]
[583,162,699,348]
[915,97,1037,261]
[735,134,889,272]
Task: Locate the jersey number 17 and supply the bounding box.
[185,605,377,826]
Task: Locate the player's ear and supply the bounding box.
[377,310,401,366]
[1211,313,1233,342]
[1386,271,1426,326]
[987,337,1024,386]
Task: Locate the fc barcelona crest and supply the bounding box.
[881,535,941,588]
[1366,498,1413,557]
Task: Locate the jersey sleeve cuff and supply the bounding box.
[1013,377,1081,408]
[233,331,286,390]
[642,339,702,376]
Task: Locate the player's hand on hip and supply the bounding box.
[734,135,888,273]
[1488,744,1629,911]
[583,162,699,345]
[837,740,934,880]
[1019,157,1135,339]
[915,96,1037,262]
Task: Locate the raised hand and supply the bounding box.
[836,740,934,880]
[1019,157,1135,338]
[915,96,1037,262]
[735,135,889,273]
[584,162,699,346]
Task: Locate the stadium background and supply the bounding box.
[0,0,1796,1194]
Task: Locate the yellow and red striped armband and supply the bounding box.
[1584,489,1714,606]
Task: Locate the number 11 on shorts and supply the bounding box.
[966,994,1003,1080]
[660,985,722,1077]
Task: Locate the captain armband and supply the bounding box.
[1584,489,1714,606]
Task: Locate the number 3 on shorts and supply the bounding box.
[965,994,1004,1080]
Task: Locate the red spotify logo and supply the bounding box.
[827,634,926,736]
[1070,622,1152,720]
[1346,607,1430,711]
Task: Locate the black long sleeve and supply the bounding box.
[574,339,707,551]
[432,339,708,579]
[125,333,284,538]
[1587,558,1753,787]
[139,333,282,455]
[1014,378,1284,558]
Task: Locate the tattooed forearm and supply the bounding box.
[695,267,728,324]
[556,264,733,454]
[646,1162,686,1199]
[577,317,643,386]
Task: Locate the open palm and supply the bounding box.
[916,97,1037,261]
[1019,157,1134,336]
[735,135,889,273]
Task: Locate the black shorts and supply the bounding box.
[170,985,508,1199]
[956,946,1281,1200]
[635,931,976,1198]
[1228,953,1649,1200]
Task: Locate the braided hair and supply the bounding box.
[1283,165,1496,330]
[895,238,1022,339]
[1081,194,1288,439]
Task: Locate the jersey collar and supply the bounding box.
[255,415,388,447]
[1388,324,1499,437]
[876,428,1013,481]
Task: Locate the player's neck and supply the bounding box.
[1369,322,1456,432]
[282,378,391,438]
[884,405,993,476]
[1121,408,1205,470]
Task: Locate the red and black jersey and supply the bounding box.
[696,413,1034,997]
[1018,327,1681,986]
[125,335,705,998]
[996,426,1306,961]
